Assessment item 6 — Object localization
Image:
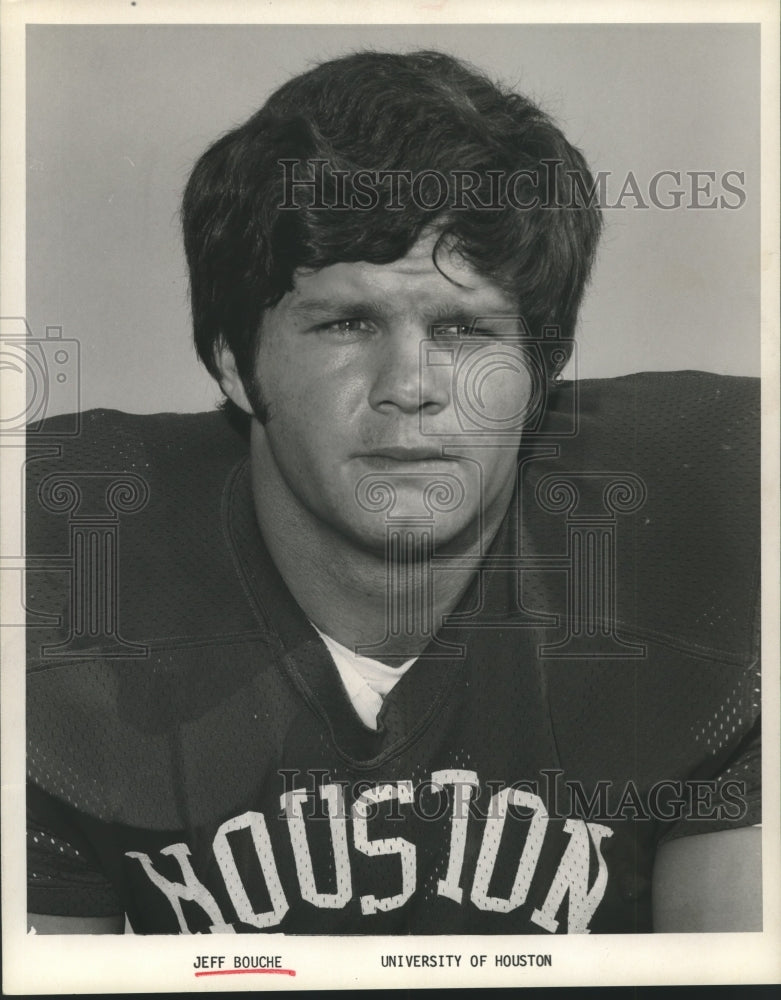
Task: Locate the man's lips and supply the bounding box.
[356,446,454,462]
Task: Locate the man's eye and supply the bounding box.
[318,319,373,335]
[434,324,493,339]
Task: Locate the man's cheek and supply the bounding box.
[489,371,533,419]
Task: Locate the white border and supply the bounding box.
[2,0,779,993]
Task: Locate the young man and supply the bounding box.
[26,50,760,934]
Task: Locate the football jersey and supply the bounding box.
[26,372,761,934]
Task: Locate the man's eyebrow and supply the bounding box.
[287,297,516,324]
[287,297,393,320]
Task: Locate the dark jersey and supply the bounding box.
[26,372,761,934]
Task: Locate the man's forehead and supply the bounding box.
[285,250,515,317]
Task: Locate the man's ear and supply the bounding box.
[213,340,253,416]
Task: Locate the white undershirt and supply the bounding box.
[314,627,417,729]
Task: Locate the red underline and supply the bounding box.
[195,969,296,977]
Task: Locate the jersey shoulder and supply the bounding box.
[530,370,760,660]
[26,408,255,659]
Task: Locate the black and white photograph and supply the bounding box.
[2,0,779,993]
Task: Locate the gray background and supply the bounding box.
[26,23,760,416]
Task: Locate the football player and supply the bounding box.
[26,50,760,934]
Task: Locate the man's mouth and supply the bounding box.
[361,446,452,462]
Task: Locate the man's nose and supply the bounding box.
[367,325,449,415]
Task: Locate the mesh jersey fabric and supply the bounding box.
[26,371,761,934]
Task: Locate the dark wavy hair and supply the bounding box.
[182,49,602,408]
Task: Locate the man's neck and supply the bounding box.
[248,438,512,666]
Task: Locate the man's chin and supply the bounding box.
[339,508,477,560]
[352,468,472,521]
